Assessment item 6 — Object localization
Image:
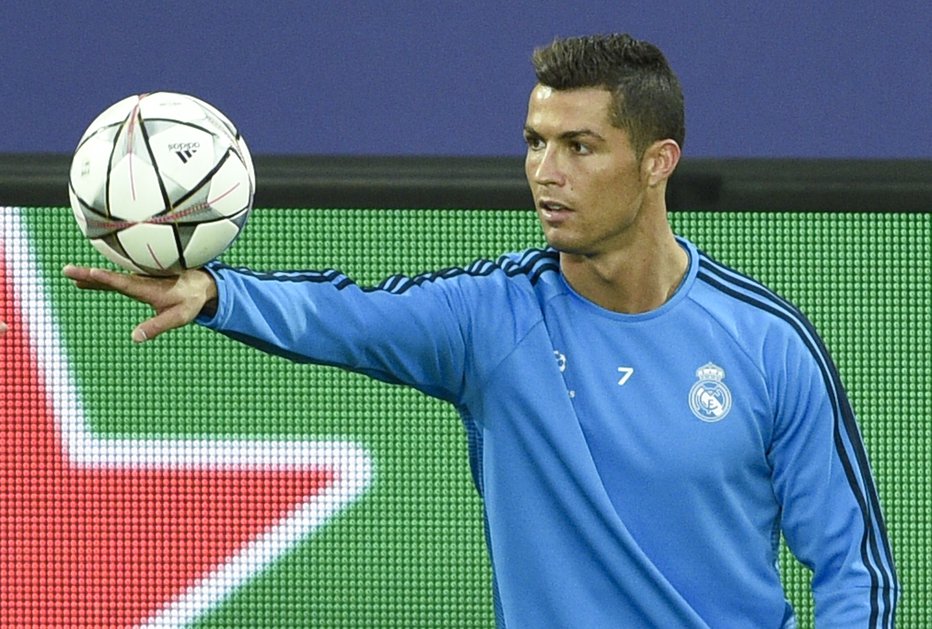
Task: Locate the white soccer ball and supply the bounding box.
[68,92,255,276]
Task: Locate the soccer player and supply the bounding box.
[64,34,898,627]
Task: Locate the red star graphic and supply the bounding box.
[0,231,371,627]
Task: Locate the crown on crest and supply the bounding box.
[696,362,725,381]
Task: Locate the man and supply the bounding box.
[64,34,898,627]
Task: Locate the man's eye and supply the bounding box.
[570,142,591,155]
[525,136,544,150]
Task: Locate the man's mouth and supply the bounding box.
[538,199,573,215]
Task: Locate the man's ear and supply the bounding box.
[642,139,681,187]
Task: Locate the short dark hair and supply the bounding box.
[532,33,686,158]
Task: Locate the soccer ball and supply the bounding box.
[68,92,255,276]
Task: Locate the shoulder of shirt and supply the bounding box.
[689,246,822,351]
[364,247,562,294]
[489,247,562,284]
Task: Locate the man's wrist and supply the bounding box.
[197,269,219,318]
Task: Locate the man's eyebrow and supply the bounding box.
[559,129,606,142]
[523,125,606,142]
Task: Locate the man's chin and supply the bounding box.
[542,231,581,254]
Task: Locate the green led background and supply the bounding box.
[6,206,930,627]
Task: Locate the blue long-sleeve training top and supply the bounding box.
[197,237,898,628]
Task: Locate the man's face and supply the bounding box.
[524,84,648,256]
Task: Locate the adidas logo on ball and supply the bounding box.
[168,141,200,163]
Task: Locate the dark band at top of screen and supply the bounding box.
[1,153,929,213]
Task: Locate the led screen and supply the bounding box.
[1,206,928,627]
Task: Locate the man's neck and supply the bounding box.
[559,232,689,314]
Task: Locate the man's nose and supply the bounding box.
[529,147,565,187]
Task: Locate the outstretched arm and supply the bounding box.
[62,265,218,343]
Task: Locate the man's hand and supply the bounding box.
[63,265,218,343]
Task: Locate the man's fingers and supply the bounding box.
[62,265,96,289]
[64,265,213,343]
[63,264,168,303]
[63,264,127,289]
[64,264,132,292]
[131,304,197,343]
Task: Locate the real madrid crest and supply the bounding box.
[688,362,732,422]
